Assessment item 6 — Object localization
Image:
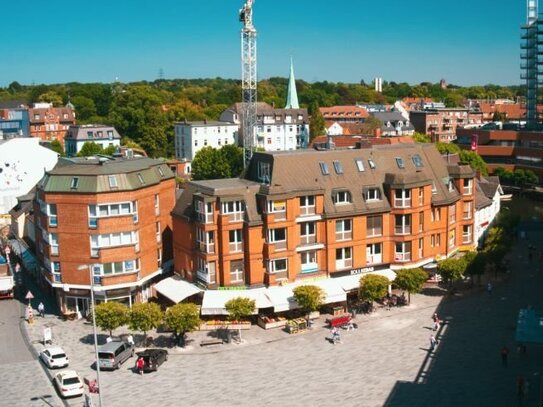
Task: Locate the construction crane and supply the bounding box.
[239,0,257,167]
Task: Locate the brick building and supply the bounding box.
[172,144,476,313]
[410,108,483,142]
[320,106,369,123]
[29,103,76,145]
[34,156,176,316]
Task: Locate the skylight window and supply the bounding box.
[157,167,165,177]
[319,162,330,175]
[333,160,343,174]
[395,157,405,169]
[412,154,423,168]
[355,159,365,172]
[137,173,145,185]
[368,158,376,169]
[70,177,79,189]
[108,175,118,188]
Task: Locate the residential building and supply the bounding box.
[0,108,30,138]
[371,112,415,137]
[320,106,368,123]
[220,102,310,151]
[475,100,525,123]
[29,103,76,144]
[456,128,543,180]
[172,144,476,313]
[33,156,176,315]
[410,108,483,142]
[174,121,238,160]
[0,138,58,221]
[474,176,503,247]
[64,124,122,156]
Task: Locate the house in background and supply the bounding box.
[320,106,368,123]
[174,121,238,161]
[28,103,76,144]
[64,124,121,156]
[0,108,30,138]
[371,112,415,137]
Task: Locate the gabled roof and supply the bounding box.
[320,106,369,118]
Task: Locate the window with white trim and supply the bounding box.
[449,229,456,249]
[336,247,352,269]
[90,231,139,256]
[108,175,118,188]
[229,229,243,253]
[268,258,287,274]
[462,225,472,244]
[257,161,271,183]
[267,200,286,219]
[463,201,473,220]
[299,195,315,216]
[418,238,424,258]
[300,250,318,273]
[368,158,376,169]
[419,211,424,232]
[364,188,381,201]
[221,201,244,222]
[300,222,316,245]
[154,194,160,216]
[94,259,139,276]
[268,228,287,250]
[88,202,137,228]
[319,162,330,175]
[195,200,213,223]
[47,204,58,227]
[395,157,405,169]
[463,178,473,195]
[156,222,161,242]
[366,215,382,237]
[137,173,145,185]
[431,208,441,222]
[70,177,79,189]
[230,260,245,283]
[419,187,424,206]
[333,190,351,205]
[197,258,216,284]
[395,241,411,262]
[449,204,456,224]
[394,189,411,208]
[394,214,411,235]
[336,219,352,241]
[49,233,59,255]
[333,160,343,174]
[366,243,382,264]
[432,182,437,194]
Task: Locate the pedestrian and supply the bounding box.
[517,375,525,400]
[38,302,45,318]
[487,282,493,295]
[136,357,144,375]
[126,334,134,346]
[433,318,441,331]
[501,346,509,367]
[429,335,437,351]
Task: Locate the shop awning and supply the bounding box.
[311,279,347,304]
[334,269,397,292]
[265,279,347,312]
[201,288,273,316]
[266,286,298,313]
[154,276,202,304]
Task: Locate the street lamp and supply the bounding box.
[78,264,103,407]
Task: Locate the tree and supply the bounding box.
[128,302,164,341]
[163,303,201,347]
[437,257,466,288]
[71,95,97,121]
[191,147,231,180]
[293,285,325,319]
[38,91,63,106]
[412,132,431,143]
[219,144,244,178]
[459,150,488,176]
[7,81,22,94]
[435,142,461,155]
[224,297,255,342]
[49,140,64,156]
[465,251,485,285]
[359,274,389,310]
[393,268,427,304]
[94,302,129,337]
[308,103,326,142]
[77,141,104,157]
[492,112,507,122]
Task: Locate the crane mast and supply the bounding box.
[240,0,257,167]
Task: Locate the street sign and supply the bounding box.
[25,291,34,300]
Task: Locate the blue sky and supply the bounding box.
[0,0,525,86]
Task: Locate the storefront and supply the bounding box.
[331,264,396,294]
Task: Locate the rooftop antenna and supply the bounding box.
[239,0,257,168]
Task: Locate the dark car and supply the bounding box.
[135,349,168,372]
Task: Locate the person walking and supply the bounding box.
[136,357,145,375]
[487,282,493,295]
[429,335,437,351]
[501,346,509,367]
[517,375,525,401]
[38,302,45,318]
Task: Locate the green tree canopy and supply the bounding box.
[72,95,97,121]
[94,302,129,337]
[219,144,244,178]
[359,274,389,306]
[77,141,105,157]
[437,257,467,287]
[128,302,164,339]
[191,146,231,180]
[225,297,255,341]
[308,103,326,142]
[393,268,427,303]
[49,140,64,156]
[38,91,63,106]
[293,285,325,316]
[412,132,431,143]
[459,150,488,176]
[163,303,201,347]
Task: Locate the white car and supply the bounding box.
[53,370,84,398]
[39,347,69,368]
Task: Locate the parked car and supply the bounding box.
[135,348,168,372]
[39,346,69,369]
[52,370,84,398]
[97,340,134,370]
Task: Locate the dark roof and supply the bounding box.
[0,100,27,109]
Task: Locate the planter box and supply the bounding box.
[199,323,251,331]
[308,311,320,320]
[257,317,287,330]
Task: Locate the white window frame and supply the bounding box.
[156,222,161,242]
[366,243,382,265]
[221,201,244,222]
[229,229,243,253]
[268,258,288,274]
[300,250,318,273]
[394,214,411,235]
[155,194,160,216]
[299,195,315,216]
[49,233,59,255]
[462,225,472,244]
[47,204,58,227]
[336,247,352,269]
[333,190,351,205]
[196,200,213,224]
[108,175,118,188]
[300,222,316,245]
[463,201,473,220]
[449,204,456,224]
[335,219,352,241]
[366,215,382,237]
[230,260,245,283]
[94,259,139,276]
[257,162,271,183]
[355,159,365,172]
[365,188,381,201]
[267,200,286,219]
[394,242,411,262]
[463,179,473,195]
[394,189,411,208]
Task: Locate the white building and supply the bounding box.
[64,124,121,156]
[0,138,58,221]
[474,176,503,247]
[174,121,239,160]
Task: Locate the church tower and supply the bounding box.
[285,58,300,109]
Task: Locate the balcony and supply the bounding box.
[336,259,352,270]
[300,235,316,246]
[367,254,382,265]
[335,231,352,241]
[394,199,411,208]
[198,242,215,254]
[196,212,213,224]
[394,226,411,235]
[299,206,316,217]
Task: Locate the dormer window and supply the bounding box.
[365,188,381,201]
[448,179,455,192]
[333,190,351,205]
[257,162,271,183]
